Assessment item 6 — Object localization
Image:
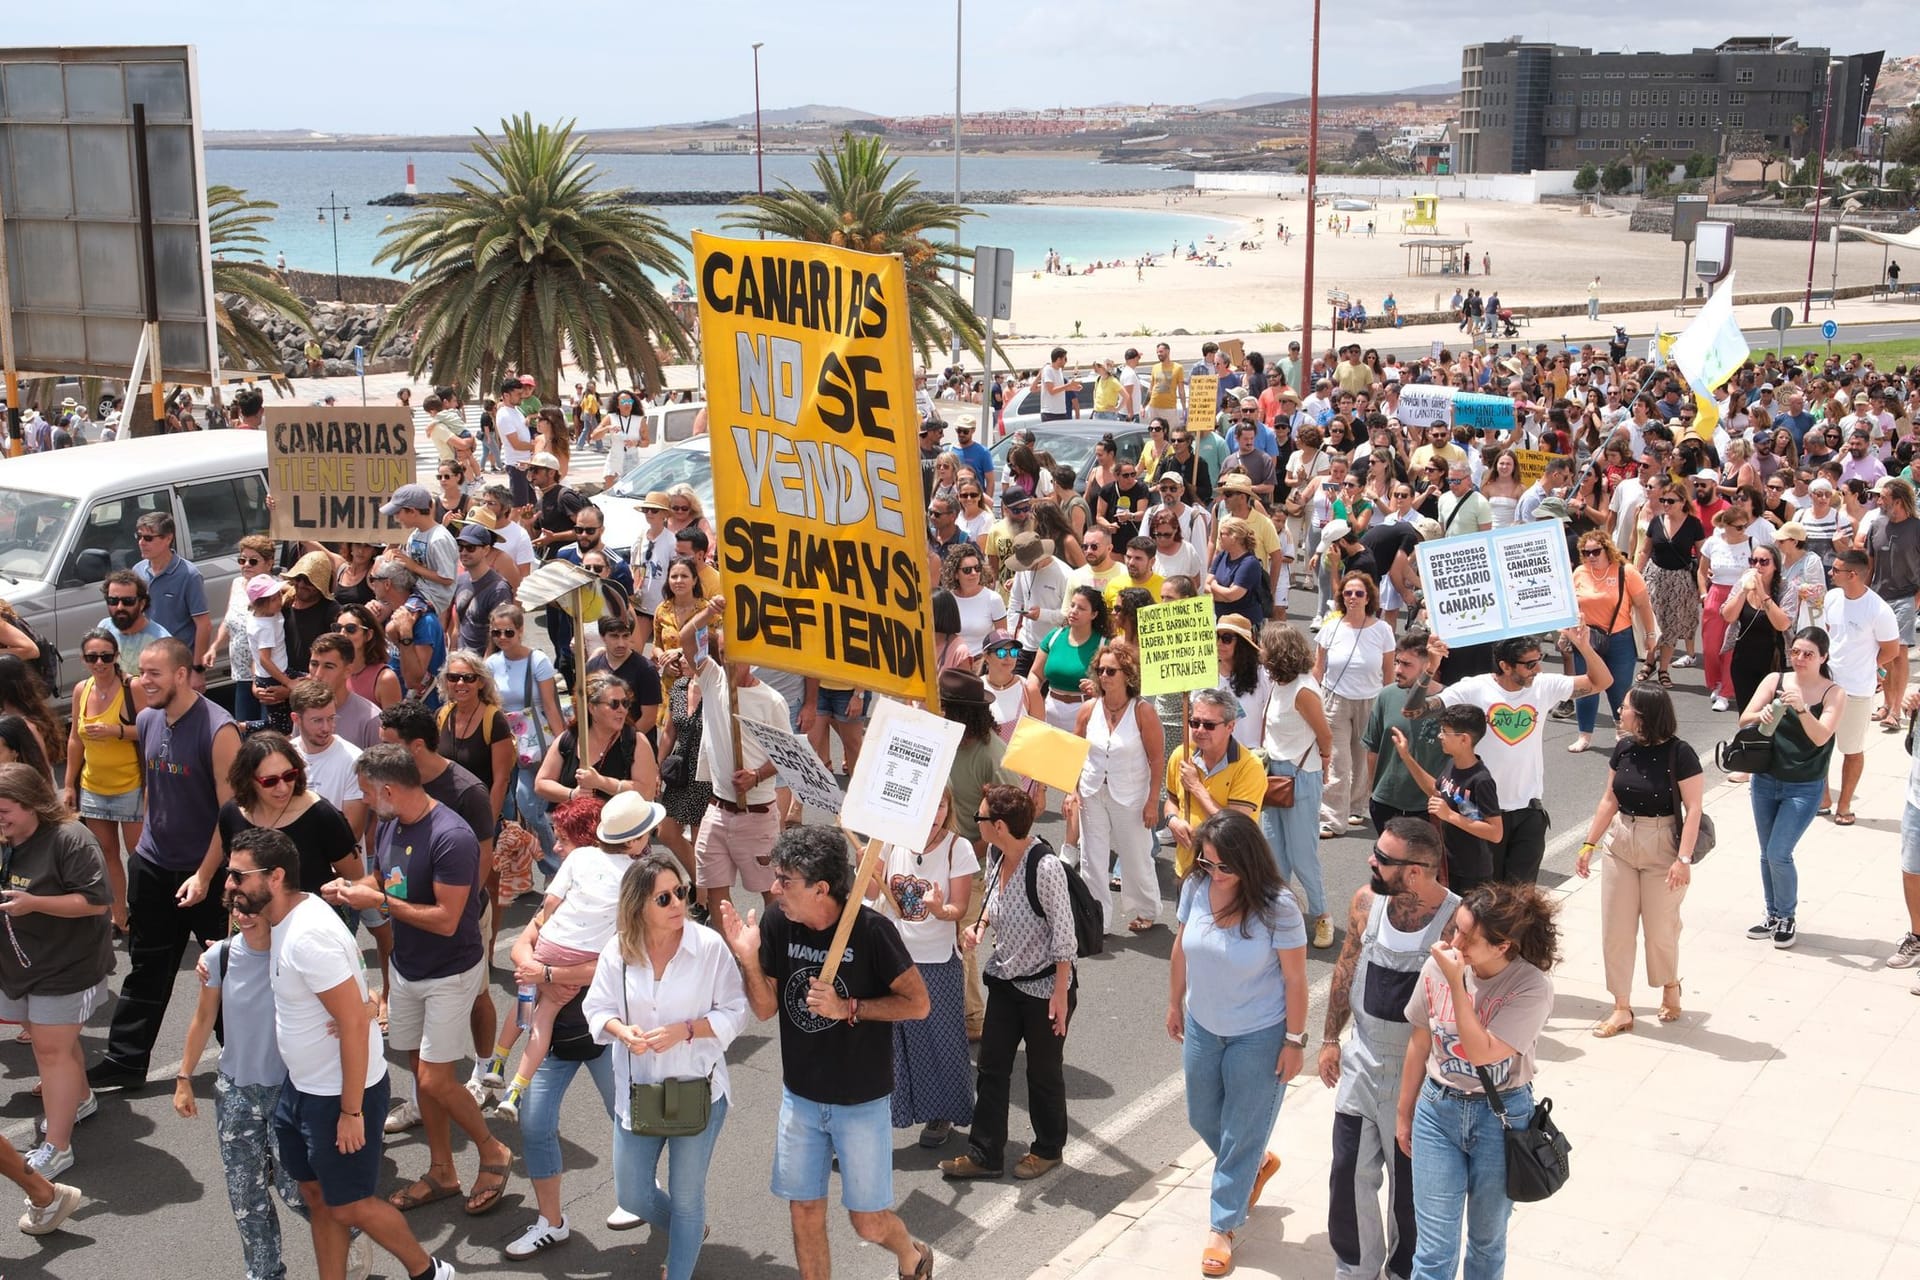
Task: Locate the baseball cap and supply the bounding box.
[1693,469,1719,484]
[1319,519,1351,548]
[245,576,284,603]
[455,523,498,547]
[982,628,1018,651]
[518,374,537,387]
[378,483,434,517]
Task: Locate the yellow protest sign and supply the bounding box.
[1136,596,1218,696]
[1511,449,1571,490]
[695,232,934,702]
[265,407,416,544]
[1003,716,1092,795]
[1187,373,1220,427]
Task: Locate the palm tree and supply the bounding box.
[372,114,692,397]
[1625,139,1654,193]
[208,184,313,393]
[725,132,987,363]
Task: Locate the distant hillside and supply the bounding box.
[674,104,878,129]
[1199,81,1457,111]
[1873,54,1920,113]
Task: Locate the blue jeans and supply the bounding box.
[1751,773,1823,919]
[1411,1079,1532,1280]
[1261,762,1327,918]
[506,764,558,873]
[614,1095,729,1280]
[1183,1013,1287,1233]
[1572,627,1638,734]
[231,680,262,727]
[520,1051,614,1182]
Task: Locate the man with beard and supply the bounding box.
[1362,631,1449,834]
[237,827,458,1279]
[1319,818,1458,1280]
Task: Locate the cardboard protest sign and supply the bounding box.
[1187,373,1220,425]
[741,717,846,816]
[841,698,963,852]
[1452,393,1516,435]
[264,407,416,544]
[1219,338,1245,367]
[694,232,935,702]
[1136,597,1218,697]
[1414,524,1578,647]
[1511,449,1572,490]
[1396,384,1454,429]
[1003,716,1092,796]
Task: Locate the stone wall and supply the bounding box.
[220,294,414,377]
[1629,207,1920,240]
[283,268,408,306]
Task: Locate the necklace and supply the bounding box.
[454,701,483,741]
[1103,698,1128,731]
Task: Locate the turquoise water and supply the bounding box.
[202,150,1228,281]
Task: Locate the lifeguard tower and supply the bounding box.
[1402,194,1440,235]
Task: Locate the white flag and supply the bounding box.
[1670,273,1749,393]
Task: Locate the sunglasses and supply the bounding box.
[1188,717,1224,730]
[445,672,480,684]
[960,491,982,500]
[490,628,518,638]
[1748,557,1773,567]
[135,532,163,542]
[1007,505,1033,516]
[1343,588,1369,598]
[1094,666,1121,676]
[1370,844,1426,868]
[1659,497,1679,505]
[82,651,118,664]
[106,596,140,607]
[598,698,631,710]
[237,556,264,567]
[652,884,692,908]
[224,866,271,882]
[337,623,366,635]
[1512,658,1542,670]
[957,563,981,574]
[974,812,994,824]
[1581,547,1607,558]
[670,505,691,514]
[254,770,301,789]
[988,645,1020,659]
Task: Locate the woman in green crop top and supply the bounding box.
[1737,626,1844,949]
[1026,585,1111,732]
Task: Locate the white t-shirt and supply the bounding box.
[295,735,363,811]
[497,519,537,570]
[1439,672,1579,808]
[694,661,788,804]
[1821,588,1900,697]
[497,404,533,467]
[271,895,385,1095]
[879,832,981,965]
[1316,619,1396,700]
[1155,540,1206,583]
[951,588,1009,655]
[1118,365,1142,414]
[1041,365,1072,415]
[540,846,634,952]
[1701,533,1753,587]
[244,612,286,682]
[986,676,1026,733]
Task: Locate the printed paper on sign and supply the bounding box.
[1136,597,1218,696]
[1187,374,1219,425]
[1003,716,1093,795]
[1414,524,1578,647]
[841,699,963,853]
[740,717,846,816]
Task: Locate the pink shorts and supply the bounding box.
[531,936,601,969]
[695,805,780,892]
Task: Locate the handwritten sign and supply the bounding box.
[1136,596,1219,696]
[741,717,846,816]
[1453,393,1516,435]
[264,407,416,544]
[1187,373,1220,426]
[1511,449,1572,490]
[695,231,935,701]
[841,698,963,852]
[1396,384,1454,430]
[1414,524,1578,647]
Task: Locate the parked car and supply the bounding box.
[592,436,714,557]
[999,377,1097,435]
[989,422,1150,491]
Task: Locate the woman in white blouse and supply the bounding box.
[1314,573,1396,841]
[584,849,748,1280]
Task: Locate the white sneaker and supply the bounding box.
[18,1183,81,1236]
[606,1204,644,1231]
[426,1258,457,1280]
[1710,694,1731,712]
[505,1215,571,1259]
[346,1232,374,1280]
[384,1098,423,1134]
[464,1079,498,1111]
[37,1090,96,1139]
[1673,653,1698,668]
[25,1143,73,1180]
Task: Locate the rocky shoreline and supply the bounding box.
[222,294,414,379]
[367,187,1169,208]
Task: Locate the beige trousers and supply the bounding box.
[1601,813,1688,1000]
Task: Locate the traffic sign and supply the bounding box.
[1821,319,1838,342]
[1770,306,1794,334]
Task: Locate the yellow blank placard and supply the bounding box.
[1002,716,1092,795]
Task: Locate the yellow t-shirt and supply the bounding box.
[1164,741,1267,875]
[1104,572,1164,609]
[1148,361,1185,411]
[1093,374,1122,414]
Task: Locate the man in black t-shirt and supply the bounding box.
[1358,517,1422,624]
[584,617,663,745]
[717,826,934,1279]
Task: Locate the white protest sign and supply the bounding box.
[841,698,964,853]
[1396,384,1454,429]
[740,717,846,816]
[1414,523,1578,647]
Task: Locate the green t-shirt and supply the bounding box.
[948,736,1015,843]
[1363,682,1447,813]
[1039,627,1104,695]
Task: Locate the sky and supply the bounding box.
[4,3,1906,133]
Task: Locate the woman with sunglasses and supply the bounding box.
[204,534,278,724]
[1166,809,1307,1278]
[1772,521,1828,629]
[488,604,566,871]
[437,649,516,827]
[1740,628,1844,949]
[931,451,962,507]
[534,674,659,823]
[433,462,471,525]
[61,628,141,936]
[1070,643,1163,935]
[216,731,362,915]
[1758,470,1793,528]
[0,763,115,1183]
[335,603,403,710]
[1315,573,1395,842]
[592,389,647,485]
[1567,531,1654,754]
[1150,509,1205,583]
[664,485,714,551]
[1697,508,1757,712]
[957,484,994,540]
[582,844,746,1278]
[1720,543,1793,733]
[981,630,1027,742]
[1633,474,1704,689]
[944,544,1008,659]
[332,542,381,610]
[867,787,979,1148]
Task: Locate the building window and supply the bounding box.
[1729,113,1744,127]
[1736,68,1754,83]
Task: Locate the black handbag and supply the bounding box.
[1475,1065,1571,1202]
[1714,726,1774,774]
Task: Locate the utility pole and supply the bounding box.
[1299,0,1323,385]
[316,191,350,302]
[1801,59,1839,323]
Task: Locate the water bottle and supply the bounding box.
[1758,697,1787,737]
[516,983,537,1031]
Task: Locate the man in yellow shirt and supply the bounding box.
[1104,535,1165,609]
[1334,343,1372,396]
[1163,688,1266,875]
[1408,422,1466,476]
[1147,341,1186,426]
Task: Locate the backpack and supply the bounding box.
[12,614,61,696]
[1009,837,1104,963]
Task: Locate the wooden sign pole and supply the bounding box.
[817,837,886,990]
[571,587,591,765]
[1181,691,1192,833]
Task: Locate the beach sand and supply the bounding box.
[1003,190,1900,340]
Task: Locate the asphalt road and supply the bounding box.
[0,574,1757,1280]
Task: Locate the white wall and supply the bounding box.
[1192,171,1582,203]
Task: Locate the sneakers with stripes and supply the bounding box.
[1746,916,1778,940]
[1890,933,1920,969]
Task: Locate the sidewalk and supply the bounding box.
[1035,719,1920,1280]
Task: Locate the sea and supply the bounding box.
[201,150,1229,281]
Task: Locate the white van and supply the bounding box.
[0,434,271,701]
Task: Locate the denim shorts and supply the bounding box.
[274,1073,391,1207]
[814,686,869,723]
[770,1089,895,1211]
[78,786,143,823]
[1903,801,1920,876]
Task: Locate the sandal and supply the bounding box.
[1658,985,1683,1023]
[900,1240,934,1280]
[388,1174,462,1212]
[1127,917,1157,933]
[1871,706,1890,723]
[1592,1011,1635,1038]
[1657,672,1672,689]
[1201,1232,1235,1277]
[1834,811,1857,826]
[464,1162,513,1216]
[1566,738,1591,754]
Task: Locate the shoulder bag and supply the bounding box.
[1264,740,1317,809]
[622,962,713,1139]
[504,656,548,767]
[1666,740,1715,862]
[1474,1064,1572,1203]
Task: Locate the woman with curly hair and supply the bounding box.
[0,655,62,770]
[944,543,1008,656]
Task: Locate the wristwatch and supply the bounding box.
[1284,1030,1309,1049]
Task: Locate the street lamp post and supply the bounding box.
[751,43,765,197]
[1299,0,1323,380]
[316,191,350,302]
[1801,59,1841,323]
[951,0,964,369]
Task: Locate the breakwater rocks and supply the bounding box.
[368,188,1166,208]
[221,295,413,378]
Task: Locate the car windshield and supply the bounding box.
[990,429,1145,478]
[607,446,715,509]
[0,487,77,582]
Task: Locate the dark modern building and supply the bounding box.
[1457,36,1883,175]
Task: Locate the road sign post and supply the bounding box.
[971,245,1013,439]
[1821,318,1838,360]
[1770,305,1794,358]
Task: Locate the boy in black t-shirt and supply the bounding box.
[1393,704,1502,891]
[716,826,936,1279]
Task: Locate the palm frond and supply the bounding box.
[208,185,312,394]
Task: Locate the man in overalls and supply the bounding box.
[1319,817,1459,1280]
